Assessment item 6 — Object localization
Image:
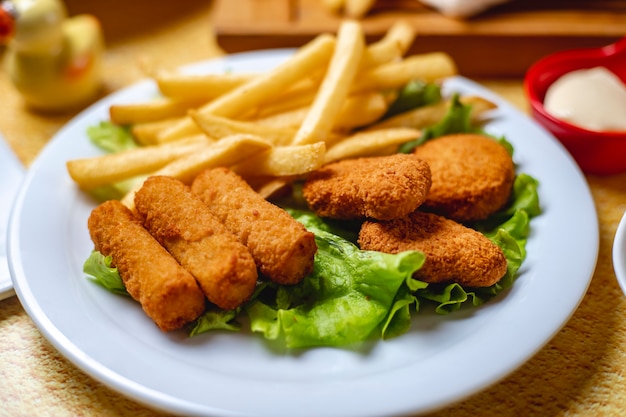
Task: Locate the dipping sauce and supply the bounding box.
[544,66,626,132]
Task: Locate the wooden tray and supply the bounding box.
[213,0,626,77]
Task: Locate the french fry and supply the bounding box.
[131,117,185,145]
[344,0,376,18]
[351,52,458,93]
[190,111,296,146]
[292,20,365,145]
[333,91,389,131]
[121,134,274,209]
[253,177,295,199]
[324,127,421,163]
[66,136,211,189]
[156,34,336,143]
[365,96,497,131]
[251,87,317,119]
[361,20,415,69]
[155,72,257,101]
[231,142,326,177]
[156,134,273,183]
[251,72,325,118]
[253,107,310,129]
[109,97,206,125]
[201,46,334,119]
[254,91,387,132]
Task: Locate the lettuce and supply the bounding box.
[384,80,442,118]
[83,251,129,296]
[87,122,137,153]
[189,308,241,335]
[247,211,426,348]
[398,93,478,153]
[85,122,144,202]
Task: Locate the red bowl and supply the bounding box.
[524,37,626,176]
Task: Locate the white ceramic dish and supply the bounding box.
[0,133,24,300]
[613,212,626,295]
[8,49,599,417]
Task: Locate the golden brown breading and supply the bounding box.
[413,133,515,222]
[358,211,508,287]
[88,200,206,332]
[191,167,317,285]
[302,153,432,220]
[134,175,258,310]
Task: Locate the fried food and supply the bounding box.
[302,153,432,220]
[413,133,515,222]
[87,200,206,332]
[358,211,508,287]
[191,167,317,285]
[133,175,258,310]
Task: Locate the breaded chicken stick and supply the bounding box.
[88,200,206,332]
[191,167,317,285]
[359,211,508,288]
[134,176,258,310]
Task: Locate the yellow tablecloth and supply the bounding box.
[2,2,626,416]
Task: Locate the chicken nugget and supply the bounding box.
[88,200,206,332]
[358,211,508,287]
[302,153,431,220]
[413,133,514,222]
[191,167,317,285]
[134,175,258,310]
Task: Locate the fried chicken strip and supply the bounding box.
[191,167,317,285]
[88,200,206,332]
[134,175,258,310]
[358,211,508,287]
[302,153,432,220]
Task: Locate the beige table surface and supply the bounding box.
[2,1,626,416]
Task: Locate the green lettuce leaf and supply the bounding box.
[189,308,241,335]
[83,250,129,296]
[384,80,442,118]
[247,211,426,348]
[398,93,475,153]
[86,175,149,203]
[87,122,137,153]
[85,121,143,202]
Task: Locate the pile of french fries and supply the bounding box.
[66,20,496,208]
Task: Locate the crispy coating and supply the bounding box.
[88,200,206,332]
[358,211,508,287]
[413,134,515,222]
[302,154,432,220]
[191,167,317,285]
[134,176,258,310]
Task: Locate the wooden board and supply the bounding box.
[213,0,626,77]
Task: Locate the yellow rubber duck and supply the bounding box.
[0,0,104,112]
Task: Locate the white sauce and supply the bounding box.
[543,66,626,132]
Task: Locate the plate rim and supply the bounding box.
[613,212,626,295]
[0,132,24,301]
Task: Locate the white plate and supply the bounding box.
[0,133,24,300]
[8,49,599,417]
[614,212,626,295]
